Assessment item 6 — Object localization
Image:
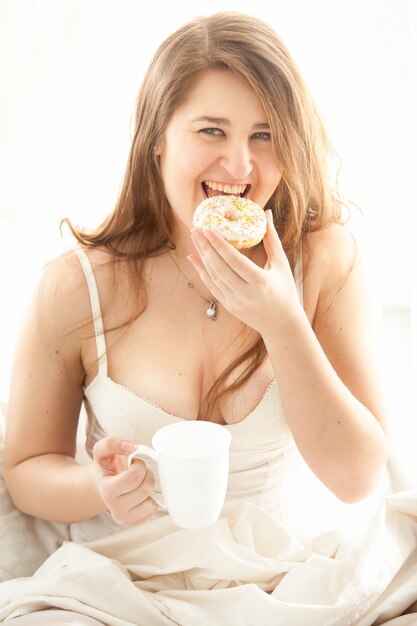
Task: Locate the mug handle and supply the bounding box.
[127,445,166,509]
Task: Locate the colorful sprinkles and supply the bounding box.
[192,195,267,249]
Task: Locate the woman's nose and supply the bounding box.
[218,141,253,180]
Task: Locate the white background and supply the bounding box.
[0,0,416,477]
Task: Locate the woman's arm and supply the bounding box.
[189,215,390,503]
[261,224,390,502]
[3,252,106,522]
[3,251,156,525]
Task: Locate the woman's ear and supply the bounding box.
[154,137,163,157]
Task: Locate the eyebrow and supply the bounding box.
[191,116,270,130]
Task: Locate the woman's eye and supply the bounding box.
[198,128,271,140]
[199,128,224,137]
[252,132,272,141]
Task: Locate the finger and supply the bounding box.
[93,437,136,477]
[104,458,149,498]
[125,467,155,503]
[187,251,229,304]
[192,228,256,284]
[109,473,158,526]
[124,496,159,526]
[262,210,287,265]
[100,466,154,519]
[191,230,252,299]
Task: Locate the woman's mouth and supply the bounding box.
[202,180,250,199]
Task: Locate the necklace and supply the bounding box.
[168,251,218,321]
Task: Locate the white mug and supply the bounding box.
[128,420,231,529]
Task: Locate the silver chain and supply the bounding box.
[167,251,218,321]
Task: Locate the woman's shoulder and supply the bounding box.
[304,220,357,264]
[304,221,358,277]
[301,222,359,318]
[36,245,115,333]
[40,244,109,293]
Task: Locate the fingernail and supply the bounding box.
[120,441,136,453]
[191,233,202,248]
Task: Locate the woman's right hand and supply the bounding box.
[92,437,158,526]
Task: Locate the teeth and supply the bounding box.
[204,180,247,195]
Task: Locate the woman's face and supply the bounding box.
[157,69,282,239]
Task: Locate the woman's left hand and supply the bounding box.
[189,210,302,336]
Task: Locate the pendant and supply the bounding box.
[205,299,217,320]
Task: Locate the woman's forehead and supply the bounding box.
[173,69,269,124]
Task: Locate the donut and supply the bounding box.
[192,195,267,249]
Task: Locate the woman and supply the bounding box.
[1,11,416,626]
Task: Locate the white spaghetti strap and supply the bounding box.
[294,243,304,306]
[73,246,107,375]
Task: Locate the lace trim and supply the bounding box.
[84,374,279,428]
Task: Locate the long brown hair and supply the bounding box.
[65,12,343,418]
